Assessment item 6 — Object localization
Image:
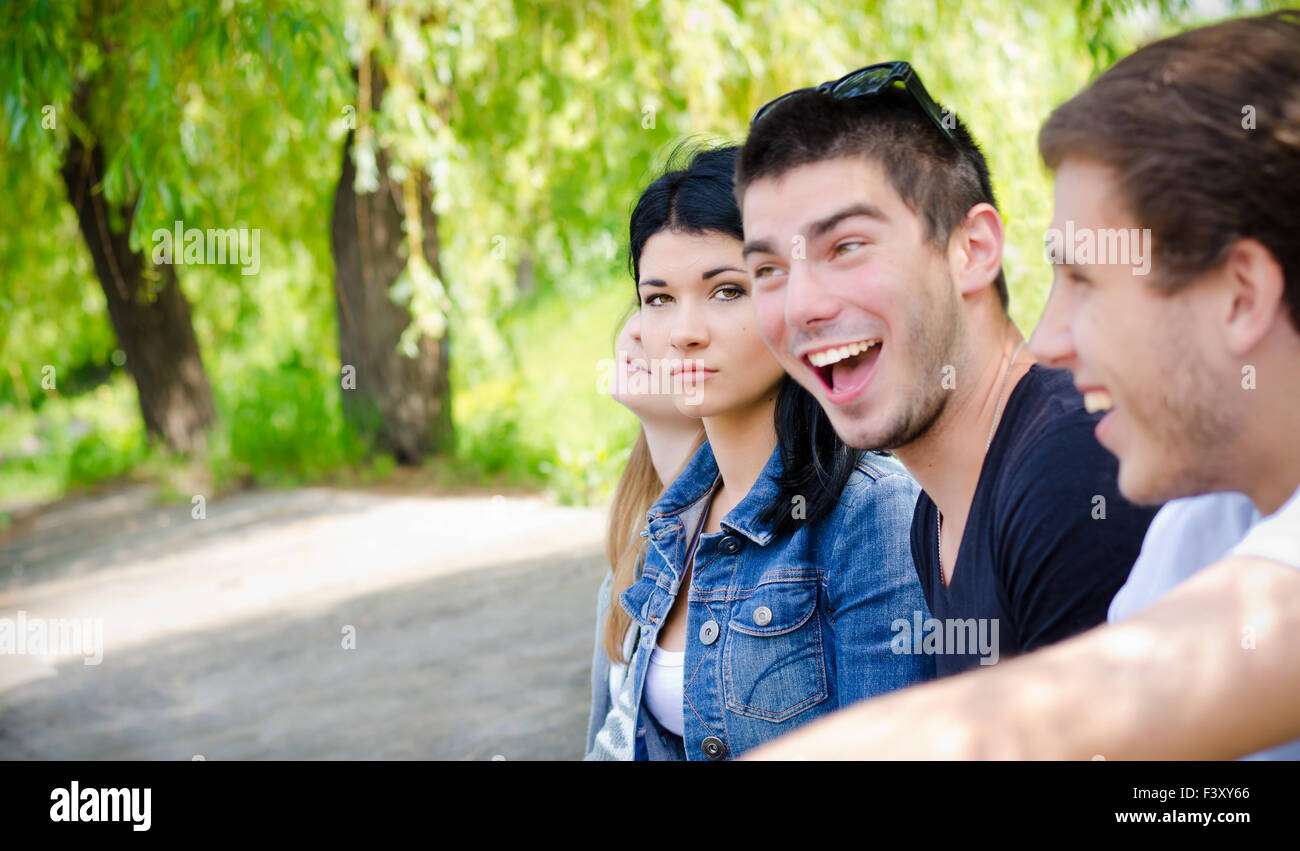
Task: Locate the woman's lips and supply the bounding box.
[621,355,651,375]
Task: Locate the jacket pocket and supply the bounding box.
[723,577,828,722]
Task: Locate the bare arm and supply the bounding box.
[743,556,1300,760]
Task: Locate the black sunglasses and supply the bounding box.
[749,60,958,145]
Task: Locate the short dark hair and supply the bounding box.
[735,86,1008,309]
[1038,11,1300,333]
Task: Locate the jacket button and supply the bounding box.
[701,736,727,760]
[753,606,772,627]
[718,535,741,554]
[699,620,719,645]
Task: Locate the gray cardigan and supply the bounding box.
[584,551,642,757]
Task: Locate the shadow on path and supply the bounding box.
[0,486,609,760]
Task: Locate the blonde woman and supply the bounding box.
[585,307,704,758]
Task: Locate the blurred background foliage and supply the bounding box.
[0,0,1278,521]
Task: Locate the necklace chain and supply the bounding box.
[938,340,1028,589]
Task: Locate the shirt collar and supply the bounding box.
[644,439,784,547]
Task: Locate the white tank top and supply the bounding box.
[642,643,685,736]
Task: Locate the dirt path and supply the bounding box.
[0,484,609,759]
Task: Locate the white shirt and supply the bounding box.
[608,659,625,706]
[605,638,686,737]
[1229,483,1300,567]
[1108,492,1259,622]
[642,643,686,736]
[1111,486,1300,759]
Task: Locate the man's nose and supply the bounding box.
[1028,275,1077,368]
[785,261,839,330]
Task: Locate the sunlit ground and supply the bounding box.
[0,485,608,759]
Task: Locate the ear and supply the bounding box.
[949,203,1005,298]
[1223,238,1286,357]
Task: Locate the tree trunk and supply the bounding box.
[60,96,217,454]
[330,68,453,464]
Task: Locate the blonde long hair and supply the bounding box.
[603,430,660,662]
[603,427,704,663]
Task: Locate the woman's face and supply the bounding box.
[636,229,787,419]
[609,308,690,422]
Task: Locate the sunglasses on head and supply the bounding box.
[749,60,958,145]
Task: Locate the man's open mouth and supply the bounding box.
[1082,389,1113,413]
[803,338,882,396]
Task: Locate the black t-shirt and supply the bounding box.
[910,364,1159,677]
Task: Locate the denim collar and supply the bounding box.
[642,439,783,549]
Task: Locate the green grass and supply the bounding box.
[454,281,641,504]
[0,378,147,506]
[0,276,645,514]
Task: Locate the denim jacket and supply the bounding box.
[585,439,934,760]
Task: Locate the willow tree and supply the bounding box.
[2,0,1244,489]
[331,2,454,462]
[1,0,348,453]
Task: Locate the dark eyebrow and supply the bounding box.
[637,266,746,288]
[742,203,888,259]
[808,202,888,240]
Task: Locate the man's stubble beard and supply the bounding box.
[1122,327,1239,505]
[839,278,966,452]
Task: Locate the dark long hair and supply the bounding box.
[628,141,862,538]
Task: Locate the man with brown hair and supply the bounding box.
[746,10,1300,760]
